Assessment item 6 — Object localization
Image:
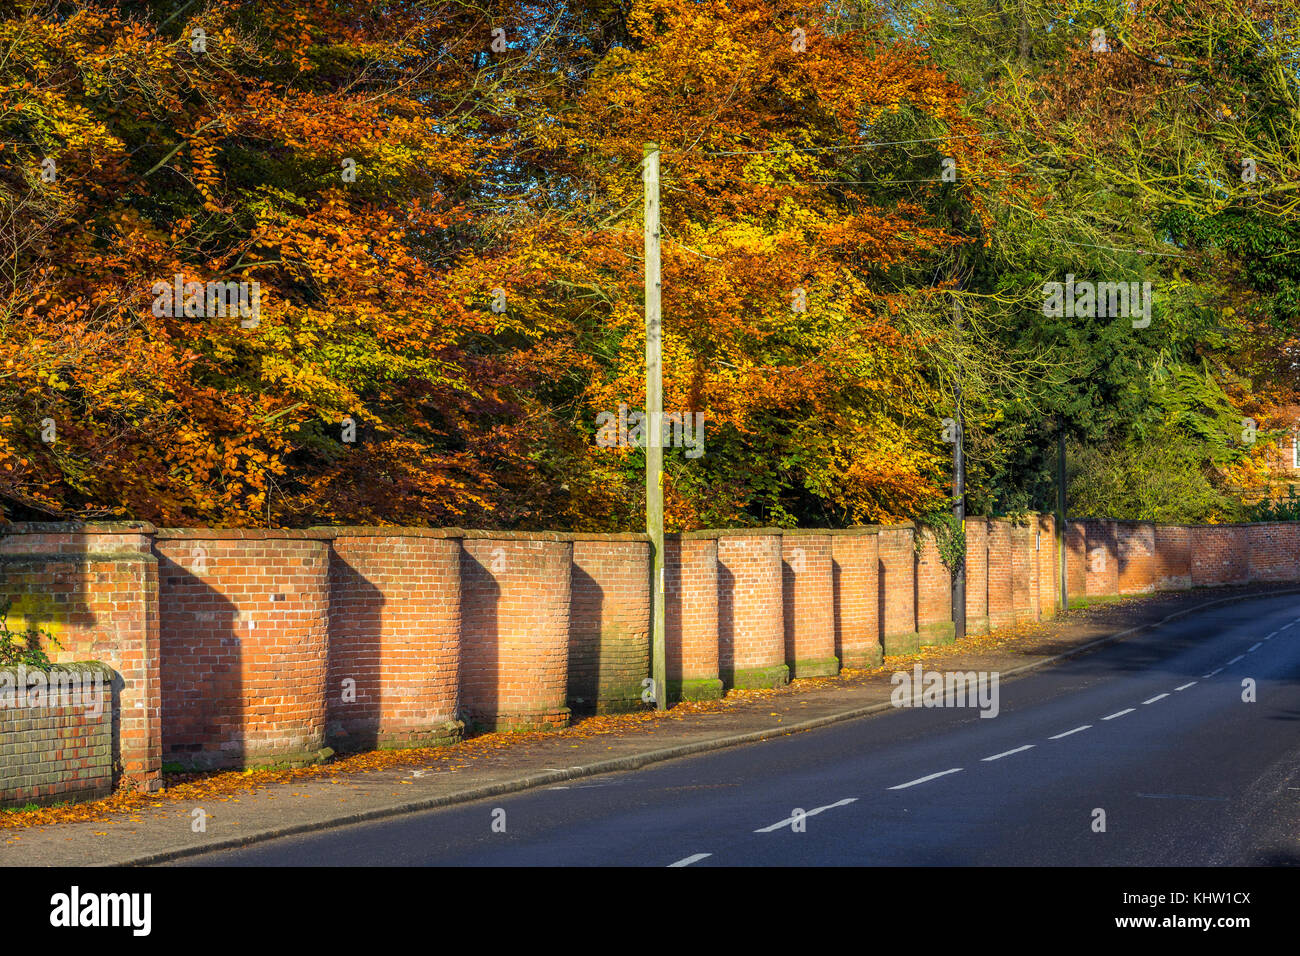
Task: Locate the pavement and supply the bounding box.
[4,584,1298,867]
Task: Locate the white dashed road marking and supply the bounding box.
[1103,708,1135,720]
[754,798,858,833]
[1142,694,1168,705]
[1248,642,1262,653]
[981,745,1034,762]
[888,768,963,791]
[1174,681,1197,691]
[668,853,711,867]
[1203,667,1223,678]
[1226,655,1244,666]
[1049,725,1091,740]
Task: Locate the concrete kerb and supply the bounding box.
[108,584,1300,867]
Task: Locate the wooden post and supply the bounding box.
[644,142,666,710]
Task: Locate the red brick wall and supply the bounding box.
[1116,522,1155,594]
[1190,525,1250,586]
[717,532,786,687]
[1065,522,1088,605]
[987,520,1014,629]
[569,537,650,713]
[964,519,990,634]
[155,530,330,770]
[1036,515,1058,618]
[1153,525,1193,590]
[1083,519,1119,598]
[877,526,918,654]
[830,531,880,667]
[5,515,1299,805]
[1011,522,1037,622]
[665,534,719,694]
[1247,522,1300,582]
[0,524,160,792]
[781,534,837,676]
[915,528,953,644]
[326,531,461,750]
[460,536,572,731]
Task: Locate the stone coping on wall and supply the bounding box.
[0,521,157,534]
[0,660,116,681]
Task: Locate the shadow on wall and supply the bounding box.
[458,544,500,733]
[325,557,385,752]
[717,561,736,686]
[156,549,243,771]
[568,562,601,714]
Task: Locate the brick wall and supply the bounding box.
[1153,525,1193,590]
[1083,519,1120,599]
[1116,522,1156,594]
[569,537,650,714]
[1035,515,1058,619]
[1190,524,1250,587]
[326,530,462,751]
[877,526,919,655]
[1247,522,1300,582]
[155,530,330,770]
[1010,522,1038,623]
[830,531,881,667]
[987,520,1015,629]
[0,524,159,792]
[717,532,786,688]
[781,534,837,677]
[460,535,572,732]
[1065,522,1088,606]
[665,534,722,700]
[965,519,990,634]
[915,528,954,645]
[3,515,1299,805]
[0,662,114,807]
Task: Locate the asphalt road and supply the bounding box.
[178,593,1300,866]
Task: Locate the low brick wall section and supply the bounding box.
[460,536,572,731]
[0,662,114,807]
[717,532,786,689]
[326,530,462,751]
[665,535,722,701]
[831,531,881,667]
[155,531,331,770]
[569,537,651,714]
[782,534,837,677]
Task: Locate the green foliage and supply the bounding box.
[1248,489,1300,522]
[917,507,967,570]
[0,599,62,669]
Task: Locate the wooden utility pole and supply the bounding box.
[952,297,966,640]
[644,142,666,710]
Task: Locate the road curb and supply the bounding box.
[113,585,1300,867]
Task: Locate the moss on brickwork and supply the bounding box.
[727,664,789,690]
[840,645,883,669]
[790,656,839,679]
[919,621,956,646]
[376,720,464,750]
[883,630,920,656]
[667,677,724,702]
[966,616,991,636]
